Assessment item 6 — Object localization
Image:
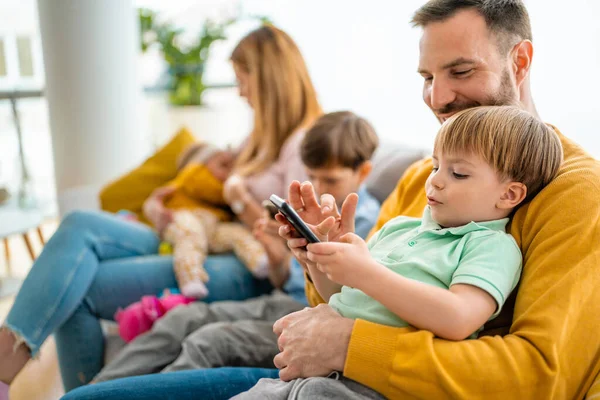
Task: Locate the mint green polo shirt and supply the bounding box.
[329,206,522,332]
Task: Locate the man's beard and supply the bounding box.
[434,70,517,119]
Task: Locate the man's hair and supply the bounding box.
[411,0,532,54]
[301,111,379,170]
[434,106,563,203]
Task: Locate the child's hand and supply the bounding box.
[306,233,374,288]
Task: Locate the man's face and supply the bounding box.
[418,9,519,123]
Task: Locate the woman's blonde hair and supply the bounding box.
[434,106,563,202]
[231,25,322,176]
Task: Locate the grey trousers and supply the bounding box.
[232,372,386,400]
[94,291,304,383]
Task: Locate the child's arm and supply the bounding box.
[307,234,497,341]
[305,261,342,302]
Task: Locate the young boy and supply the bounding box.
[236,106,563,399]
[92,111,381,382]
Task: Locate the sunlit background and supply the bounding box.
[0,0,598,218]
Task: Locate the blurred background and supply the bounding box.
[0,0,598,219]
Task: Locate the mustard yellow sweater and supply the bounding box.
[305,129,600,399]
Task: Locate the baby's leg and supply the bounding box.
[164,210,217,298]
[213,223,269,278]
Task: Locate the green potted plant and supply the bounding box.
[139,9,236,106]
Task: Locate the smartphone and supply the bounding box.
[261,200,279,219]
[269,194,320,243]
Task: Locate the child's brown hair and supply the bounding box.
[434,106,563,203]
[301,111,379,170]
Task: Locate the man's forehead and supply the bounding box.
[417,10,497,70]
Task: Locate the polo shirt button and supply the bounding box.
[408,240,416,247]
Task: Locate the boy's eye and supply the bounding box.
[453,172,469,179]
[432,167,439,172]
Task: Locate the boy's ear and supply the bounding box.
[497,181,527,210]
[356,161,373,184]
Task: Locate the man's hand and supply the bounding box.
[142,186,175,234]
[273,304,355,381]
[307,233,373,288]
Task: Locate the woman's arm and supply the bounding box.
[223,174,264,227]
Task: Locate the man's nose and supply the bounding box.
[430,78,457,112]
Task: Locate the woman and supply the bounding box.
[0,24,321,392]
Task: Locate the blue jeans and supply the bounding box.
[3,211,272,391]
[61,368,279,400]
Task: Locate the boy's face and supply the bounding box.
[307,163,370,208]
[426,152,516,228]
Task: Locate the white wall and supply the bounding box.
[0,0,598,214]
[225,0,600,156]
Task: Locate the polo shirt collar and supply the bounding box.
[418,206,509,235]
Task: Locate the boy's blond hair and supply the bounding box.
[434,106,563,203]
[301,111,379,170]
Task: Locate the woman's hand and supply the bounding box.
[223,174,249,205]
[142,186,175,234]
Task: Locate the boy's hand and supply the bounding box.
[278,181,359,267]
[306,233,372,288]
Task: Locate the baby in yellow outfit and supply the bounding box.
[159,143,269,298]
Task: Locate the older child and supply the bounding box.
[237,106,563,399]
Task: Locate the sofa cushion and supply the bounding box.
[99,128,197,222]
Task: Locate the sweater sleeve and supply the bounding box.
[343,136,600,399]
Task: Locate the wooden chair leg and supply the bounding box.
[3,238,10,276]
[36,226,45,245]
[22,233,36,261]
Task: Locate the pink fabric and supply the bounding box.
[244,130,308,202]
[114,294,195,342]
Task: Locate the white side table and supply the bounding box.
[0,204,44,298]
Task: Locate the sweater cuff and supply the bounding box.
[344,319,413,395]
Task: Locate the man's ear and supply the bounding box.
[511,40,533,88]
[497,182,527,210]
[356,161,373,185]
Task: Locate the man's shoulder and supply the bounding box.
[514,131,600,236]
[547,133,600,199]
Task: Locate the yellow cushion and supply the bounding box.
[99,127,197,221]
